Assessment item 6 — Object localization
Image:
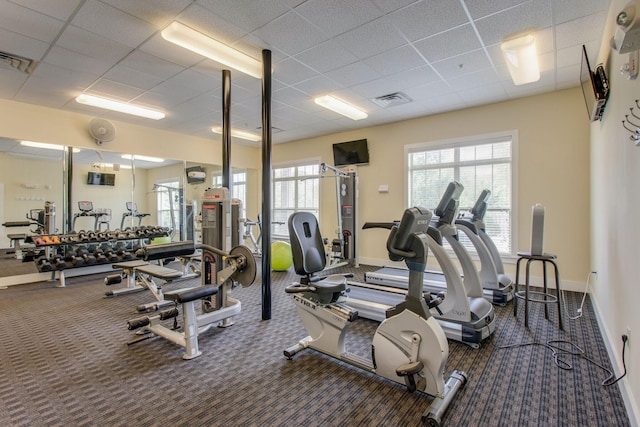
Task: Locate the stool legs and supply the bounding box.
[514,256,563,330]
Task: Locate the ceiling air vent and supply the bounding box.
[371,91,413,108]
[0,51,37,74]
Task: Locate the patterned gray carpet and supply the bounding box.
[0,263,630,427]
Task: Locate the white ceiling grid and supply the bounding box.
[0,0,610,144]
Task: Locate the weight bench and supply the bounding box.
[104,260,150,297]
[127,285,220,360]
[126,243,257,360]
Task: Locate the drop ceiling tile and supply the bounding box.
[43,46,114,76]
[0,0,65,42]
[463,0,529,20]
[119,50,184,81]
[8,0,82,21]
[475,0,553,45]
[433,49,493,81]
[87,78,146,100]
[403,80,455,101]
[103,66,164,91]
[0,68,28,98]
[31,61,97,89]
[0,27,50,60]
[552,0,611,25]
[445,67,502,91]
[15,73,79,107]
[252,11,329,56]
[370,0,419,14]
[414,24,482,63]
[294,75,342,96]
[100,0,192,27]
[555,12,607,50]
[198,0,291,33]
[363,45,426,77]
[71,0,157,48]
[389,0,469,42]
[272,57,318,86]
[295,0,383,38]
[556,45,583,69]
[56,25,133,62]
[294,40,358,73]
[325,61,381,87]
[333,17,407,60]
[175,4,249,46]
[457,82,508,104]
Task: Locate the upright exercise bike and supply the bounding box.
[284,208,466,426]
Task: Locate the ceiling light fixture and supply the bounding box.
[121,154,165,163]
[314,95,368,120]
[75,94,165,120]
[211,126,261,142]
[501,34,540,85]
[20,140,81,153]
[162,21,262,79]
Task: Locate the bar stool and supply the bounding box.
[513,251,563,330]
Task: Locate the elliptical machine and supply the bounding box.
[284,207,466,426]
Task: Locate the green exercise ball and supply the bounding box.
[271,241,293,271]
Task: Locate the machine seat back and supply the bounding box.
[288,212,346,302]
[289,212,327,276]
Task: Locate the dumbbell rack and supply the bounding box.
[26,226,171,287]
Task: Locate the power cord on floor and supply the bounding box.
[497,334,628,387]
[562,271,594,320]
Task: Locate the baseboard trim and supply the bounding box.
[590,289,639,427]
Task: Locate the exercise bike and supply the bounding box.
[284,208,466,426]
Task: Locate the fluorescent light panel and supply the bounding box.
[501,34,540,85]
[314,95,368,120]
[162,21,262,79]
[121,154,165,163]
[21,140,81,153]
[76,94,165,120]
[211,126,261,142]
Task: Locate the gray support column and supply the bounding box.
[261,50,272,320]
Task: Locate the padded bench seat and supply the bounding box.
[112,259,149,269]
[165,285,218,304]
[135,264,184,280]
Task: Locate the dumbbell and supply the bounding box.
[34,237,45,245]
[102,246,119,262]
[35,256,53,272]
[64,251,85,267]
[49,255,67,270]
[76,248,97,265]
[50,235,60,244]
[93,248,109,264]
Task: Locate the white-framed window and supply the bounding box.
[272,161,321,238]
[406,132,515,255]
[156,180,182,234]
[212,169,247,219]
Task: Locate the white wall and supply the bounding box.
[590,1,640,423]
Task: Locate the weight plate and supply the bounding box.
[228,245,256,288]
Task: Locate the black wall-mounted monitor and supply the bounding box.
[332,139,369,167]
[580,45,609,122]
[87,172,115,186]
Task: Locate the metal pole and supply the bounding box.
[222,69,232,190]
[261,49,272,320]
[65,147,73,233]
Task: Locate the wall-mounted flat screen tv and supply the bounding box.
[580,44,609,122]
[87,172,115,186]
[332,139,369,167]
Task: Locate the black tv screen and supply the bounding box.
[333,139,369,166]
[580,45,608,122]
[87,172,115,186]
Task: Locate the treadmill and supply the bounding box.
[364,190,513,305]
[347,182,496,348]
